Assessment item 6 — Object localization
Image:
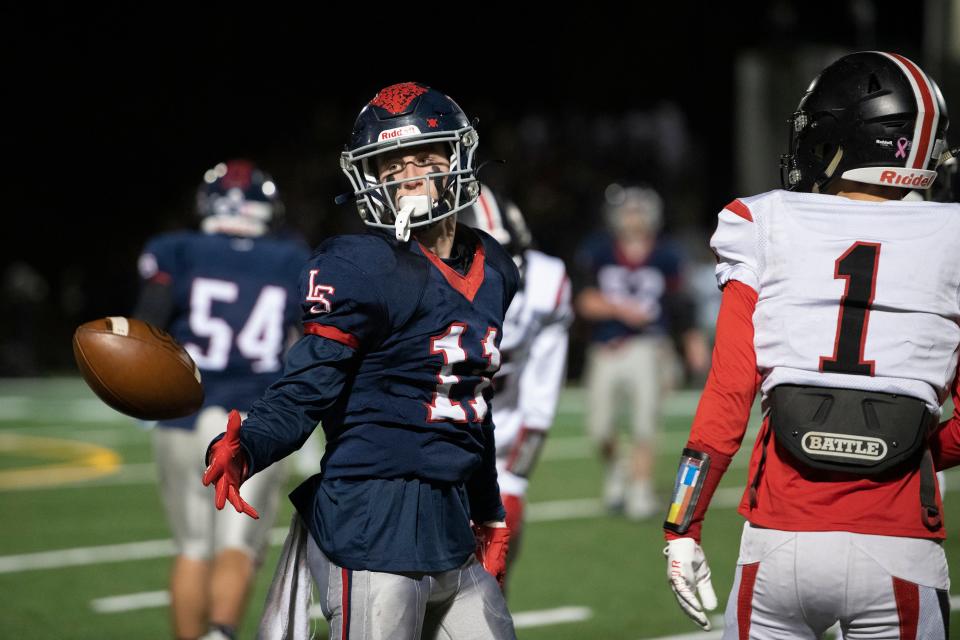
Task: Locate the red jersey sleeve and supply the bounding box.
[665,279,760,542]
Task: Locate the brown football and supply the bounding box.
[72,317,204,420]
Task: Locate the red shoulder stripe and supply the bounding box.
[725,199,753,222]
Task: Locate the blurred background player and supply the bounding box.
[134,159,310,640]
[460,184,573,583]
[574,185,708,520]
[663,52,960,637]
[202,83,518,639]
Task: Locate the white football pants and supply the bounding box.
[724,523,950,639]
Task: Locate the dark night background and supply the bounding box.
[2,4,941,375]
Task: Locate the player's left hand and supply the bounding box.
[664,537,717,630]
[475,522,510,590]
[202,409,259,519]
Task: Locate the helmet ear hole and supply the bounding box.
[867,73,883,95]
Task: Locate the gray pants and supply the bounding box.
[307,535,516,640]
[585,335,674,444]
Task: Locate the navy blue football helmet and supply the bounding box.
[339,82,480,240]
[196,159,281,237]
[781,51,949,193]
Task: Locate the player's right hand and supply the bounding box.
[202,409,259,519]
[664,537,717,631]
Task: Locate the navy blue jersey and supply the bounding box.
[574,231,684,344]
[235,226,520,572]
[138,231,310,428]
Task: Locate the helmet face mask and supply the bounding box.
[196,159,280,237]
[780,52,949,194]
[340,83,480,238]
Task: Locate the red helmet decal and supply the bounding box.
[221,160,255,190]
[426,118,439,128]
[370,83,429,115]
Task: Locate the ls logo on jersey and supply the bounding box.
[305,269,335,314]
[801,431,887,461]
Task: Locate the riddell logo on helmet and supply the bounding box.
[879,171,933,188]
[378,126,421,142]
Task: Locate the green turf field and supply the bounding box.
[1,378,958,639]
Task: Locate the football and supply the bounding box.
[72,316,204,420]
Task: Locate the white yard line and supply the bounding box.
[0,398,130,423]
[0,539,176,573]
[91,590,169,613]
[0,397,30,420]
[526,498,607,522]
[512,606,592,628]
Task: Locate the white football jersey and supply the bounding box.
[713,190,960,413]
[494,249,573,496]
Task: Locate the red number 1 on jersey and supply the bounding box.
[819,241,881,376]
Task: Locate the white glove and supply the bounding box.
[664,537,718,631]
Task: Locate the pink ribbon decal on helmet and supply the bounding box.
[895,137,910,159]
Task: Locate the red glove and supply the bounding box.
[201,409,259,519]
[474,522,510,589]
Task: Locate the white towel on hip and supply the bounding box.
[258,513,313,640]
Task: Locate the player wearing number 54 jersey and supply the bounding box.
[663,52,960,639]
[135,160,309,640]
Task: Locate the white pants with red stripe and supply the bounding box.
[724,523,950,639]
[306,535,516,640]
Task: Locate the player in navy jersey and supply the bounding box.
[575,185,708,520]
[134,160,309,640]
[202,83,519,639]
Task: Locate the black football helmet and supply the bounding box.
[780,51,949,193]
[459,184,532,259]
[196,159,281,237]
[339,82,480,240]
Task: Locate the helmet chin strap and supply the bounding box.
[395,195,431,242]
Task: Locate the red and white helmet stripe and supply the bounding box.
[878,51,940,171]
